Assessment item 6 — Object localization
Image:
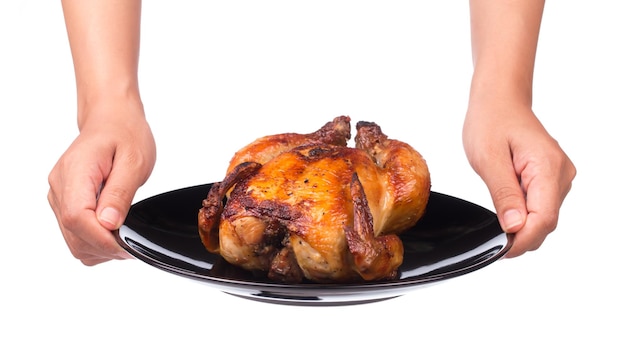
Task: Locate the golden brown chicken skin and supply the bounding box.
[198,117,430,284]
[225,115,351,173]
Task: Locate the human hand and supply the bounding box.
[463,102,576,258]
[48,101,156,265]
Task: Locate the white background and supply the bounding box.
[1,1,624,354]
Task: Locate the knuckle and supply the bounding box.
[492,185,523,205]
[104,184,132,203]
[64,235,90,261]
[58,207,82,231]
[540,211,559,233]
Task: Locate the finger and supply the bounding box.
[505,212,549,258]
[505,170,562,258]
[76,250,128,266]
[474,151,529,234]
[52,204,131,262]
[66,213,132,259]
[48,176,130,263]
[95,153,150,231]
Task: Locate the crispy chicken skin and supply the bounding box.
[198,116,430,283]
[226,115,351,173]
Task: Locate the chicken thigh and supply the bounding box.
[198,117,430,283]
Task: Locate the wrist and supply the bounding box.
[76,87,144,131]
[468,67,533,110]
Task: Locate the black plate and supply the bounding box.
[117,184,511,306]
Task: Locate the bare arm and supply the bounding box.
[468,0,543,107]
[62,0,142,121]
[49,0,156,265]
[464,0,576,257]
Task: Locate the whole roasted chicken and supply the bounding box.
[198,116,430,283]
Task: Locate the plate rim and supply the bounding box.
[117,226,511,290]
[116,183,512,303]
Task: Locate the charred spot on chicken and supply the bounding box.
[198,116,431,284]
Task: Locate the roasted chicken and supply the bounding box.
[198,116,430,283]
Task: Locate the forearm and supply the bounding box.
[468,0,545,107]
[61,0,143,127]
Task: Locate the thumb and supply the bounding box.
[96,169,143,231]
[478,159,528,234]
[495,189,527,234]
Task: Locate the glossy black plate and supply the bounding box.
[117,183,512,306]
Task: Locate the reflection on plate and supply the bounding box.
[117,184,511,306]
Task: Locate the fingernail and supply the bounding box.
[99,207,121,229]
[502,209,523,232]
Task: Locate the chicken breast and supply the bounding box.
[198,116,430,283]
